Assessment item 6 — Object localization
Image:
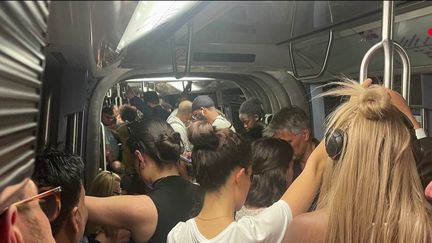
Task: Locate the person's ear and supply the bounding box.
[302,129,311,142]
[253,114,259,122]
[234,168,247,185]
[70,206,81,234]
[134,150,145,169]
[2,206,23,243]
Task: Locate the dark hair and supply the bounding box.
[119,104,137,123]
[188,121,251,191]
[102,105,114,116]
[245,138,293,208]
[239,97,264,119]
[263,106,310,137]
[128,119,183,167]
[143,91,159,104]
[32,148,84,236]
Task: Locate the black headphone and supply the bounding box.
[325,111,424,162]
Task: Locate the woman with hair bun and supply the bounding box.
[168,120,328,242]
[86,119,203,243]
[286,80,432,243]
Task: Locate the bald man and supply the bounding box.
[167,100,193,152]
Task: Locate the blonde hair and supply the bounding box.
[88,170,121,197]
[86,171,121,238]
[317,80,432,243]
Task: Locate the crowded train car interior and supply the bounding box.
[1,0,432,242]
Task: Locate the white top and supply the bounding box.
[167,114,192,152]
[235,206,265,221]
[212,115,236,132]
[167,200,292,243]
[415,128,427,139]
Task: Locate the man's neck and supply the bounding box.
[175,113,187,124]
[207,111,219,124]
[300,141,317,168]
[55,229,76,243]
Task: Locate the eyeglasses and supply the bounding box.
[12,186,62,222]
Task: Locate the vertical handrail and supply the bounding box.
[381,1,394,89]
[394,43,411,103]
[185,22,193,77]
[100,122,107,171]
[171,22,194,79]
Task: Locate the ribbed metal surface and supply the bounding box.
[0,1,50,194]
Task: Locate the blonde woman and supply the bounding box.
[286,80,432,243]
[86,171,130,243]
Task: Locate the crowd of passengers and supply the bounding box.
[2,78,432,243]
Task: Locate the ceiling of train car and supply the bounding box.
[44,0,432,93]
[45,1,138,68]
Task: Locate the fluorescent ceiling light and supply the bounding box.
[169,81,201,92]
[126,77,215,82]
[117,1,198,51]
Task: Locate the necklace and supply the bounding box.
[195,215,233,221]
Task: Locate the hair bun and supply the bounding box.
[188,121,219,150]
[358,85,392,120]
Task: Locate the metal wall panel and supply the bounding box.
[0,1,50,194]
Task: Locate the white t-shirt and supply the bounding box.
[212,115,236,132]
[167,200,292,243]
[167,114,192,152]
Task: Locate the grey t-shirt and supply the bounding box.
[212,115,236,132]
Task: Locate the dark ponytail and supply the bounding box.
[128,119,183,167]
[188,121,251,191]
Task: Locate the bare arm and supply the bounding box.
[281,141,327,217]
[86,195,157,242]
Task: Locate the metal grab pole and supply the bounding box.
[100,122,107,171]
[382,1,395,89]
[359,42,382,84]
[394,43,411,103]
[185,22,193,77]
[171,23,194,79]
[359,42,411,102]
[288,1,334,80]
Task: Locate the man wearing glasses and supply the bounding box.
[0,179,58,243]
[191,95,236,132]
[33,148,88,243]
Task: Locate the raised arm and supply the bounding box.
[86,195,157,242]
[281,140,327,217]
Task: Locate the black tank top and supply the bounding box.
[147,175,203,243]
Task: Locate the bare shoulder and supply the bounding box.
[284,209,328,243]
[122,195,158,242]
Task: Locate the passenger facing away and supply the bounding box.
[32,148,88,243]
[191,95,236,132]
[0,179,56,243]
[126,86,170,121]
[85,119,203,243]
[167,121,328,243]
[286,79,432,243]
[238,97,265,141]
[264,106,319,181]
[167,100,193,152]
[102,106,121,166]
[85,171,130,243]
[235,138,294,220]
[117,104,138,170]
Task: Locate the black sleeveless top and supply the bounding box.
[146,175,203,243]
